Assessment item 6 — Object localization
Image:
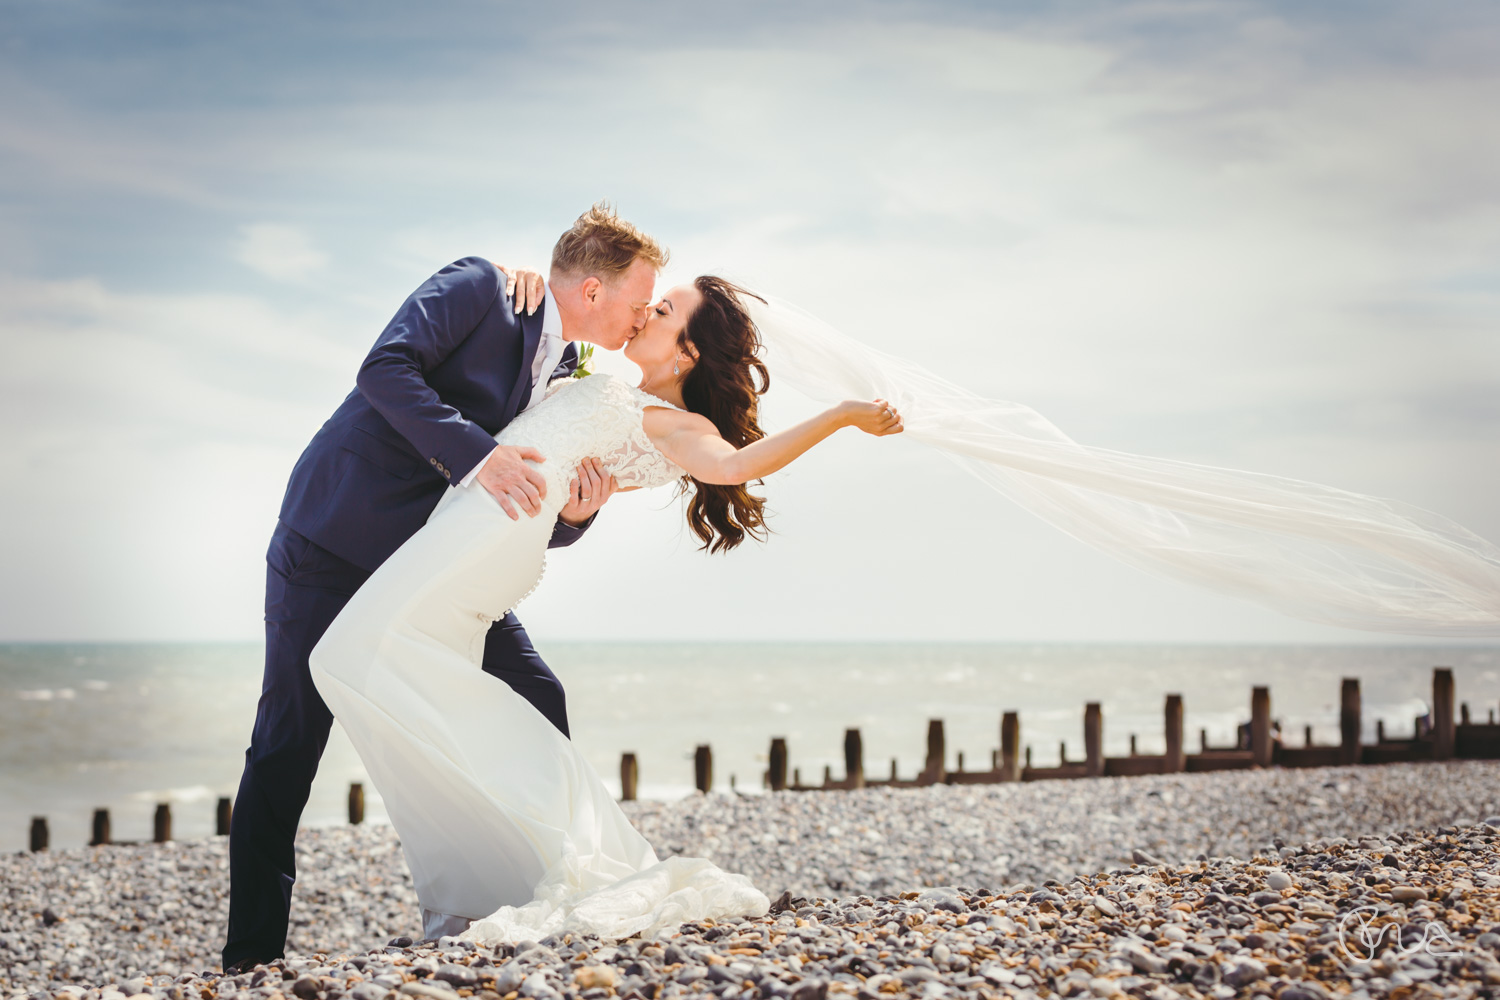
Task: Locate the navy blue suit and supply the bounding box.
[224,257,590,967]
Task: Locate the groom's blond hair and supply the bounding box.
[550,201,668,283]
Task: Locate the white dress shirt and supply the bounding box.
[457,283,565,489]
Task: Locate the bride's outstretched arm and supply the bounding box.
[644,400,903,486]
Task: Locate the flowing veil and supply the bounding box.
[745,296,1500,637]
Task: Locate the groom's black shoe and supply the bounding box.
[223,958,270,976]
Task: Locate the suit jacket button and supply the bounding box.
[429,457,437,465]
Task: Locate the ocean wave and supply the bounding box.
[17,688,76,701]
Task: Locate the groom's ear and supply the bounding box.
[580,275,603,305]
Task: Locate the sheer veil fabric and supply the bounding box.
[746,296,1500,637]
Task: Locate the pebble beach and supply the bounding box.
[5,761,1500,1000]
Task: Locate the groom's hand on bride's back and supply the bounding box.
[476,445,549,520]
[558,457,619,527]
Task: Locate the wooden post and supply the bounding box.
[1000,712,1020,782]
[1376,718,1386,742]
[793,766,801,787]
[1200,727,1208,753]
[1164,695,1184,773]
[767,738,788,791]
[991,749,998,769]
[1339,678,1361,765]
[923,719,945,783]
[1461,701,1471,725]
[30,817,48,852]
[1025,745,1032,768]
[1129,734,1137,756]
[1058,741,1068,764]
[1250,686,1272,767]
[1432,667,1455,760]
[1304,725,1313,748]
[153,803,172,843]
[346,783,364,824]
[1084,702,1103,776]
[90,808,111,846]
[694,745,713,792]
[890,757,898,781]
[216,797,232,836]
[620,753,638,802]
[956,751,965,772]
[844,728,865,789]
[822,764,832,787]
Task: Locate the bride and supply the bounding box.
[308,276,901,943]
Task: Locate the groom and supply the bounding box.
[223,203,669,973]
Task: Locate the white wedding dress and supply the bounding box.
[309,374,770,943]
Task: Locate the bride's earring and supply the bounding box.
[673,361,680,375]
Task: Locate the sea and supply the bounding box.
[2,642,1498,852]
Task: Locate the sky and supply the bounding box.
[0,0,1496,643]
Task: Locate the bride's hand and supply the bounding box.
[495,263,545,315]
[839,399,904,436]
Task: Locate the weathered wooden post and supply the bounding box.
[768,738,788,791]
[153,804,172,843]
[1128,734,1137,756]
[793,766,801,787]
[30,817,48,852]
[991,750,998,769]
[890,758,898,781]
[620,753,639,802]
[347,783,364,824]
[217,797,233,836]
[1250,687,1272,767]
[844,728,865,789]
[1461,702,1471,725]
[1433,667,1455,760]
[921,719,946,783]
[821,764,832,787]
[1025,745,1032,768]
[1164,695,1184,773]
[956,751,965,771]
[1000,712,1020,782]
[1340,678,1361,765]
[1084,702,1103,776]
[1376,718,1386,742]
[91,808,111,846]
[1200,727,1209,753]
[1058,741,1068,764]
[694,745,713,792]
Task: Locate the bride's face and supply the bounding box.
[624,283,703,371]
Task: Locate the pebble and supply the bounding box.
[4,760,1500,1000]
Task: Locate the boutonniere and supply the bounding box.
[570,343,596,379]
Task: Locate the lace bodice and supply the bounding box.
[494,374,687,511]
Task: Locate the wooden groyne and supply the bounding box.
[620,665,1500,799]
[22,667,1497,846]
[25,783,369,853]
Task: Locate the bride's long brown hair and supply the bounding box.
[676,276,771,554]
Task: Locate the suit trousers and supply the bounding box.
[222,520,570,968]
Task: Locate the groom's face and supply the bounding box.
[589,258,657,350]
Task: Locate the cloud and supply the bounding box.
[0,0,1495,641]
[235,224,328,281]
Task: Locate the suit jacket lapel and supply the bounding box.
[553,342,579,378]
[504,303,545,423]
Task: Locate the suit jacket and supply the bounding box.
[278,256,591,572]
